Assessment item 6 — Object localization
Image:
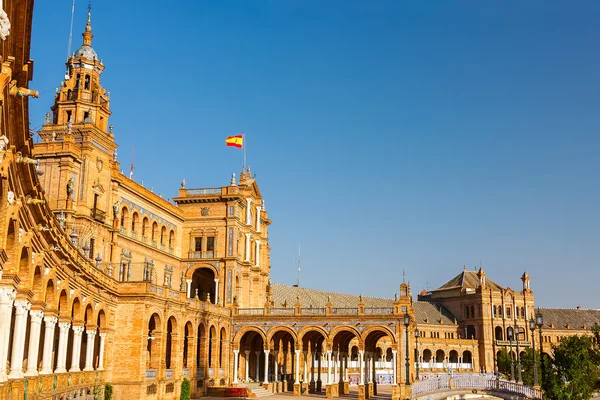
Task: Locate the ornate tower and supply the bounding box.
[34,8,116,249]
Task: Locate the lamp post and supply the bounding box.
[529,318,539,388]
[514,323,522,383]
[508,328,515,382]
[414,327,420,381]
[536,311,544,387]
[403,313,410,385]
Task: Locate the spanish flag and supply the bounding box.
[225,135,243,148]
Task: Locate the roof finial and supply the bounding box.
[82,1,93,46]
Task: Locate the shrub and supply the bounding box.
[180,378,191,400]
[104,384,113,400]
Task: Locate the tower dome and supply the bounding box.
[73,5,98,60]
[74,44,97,60]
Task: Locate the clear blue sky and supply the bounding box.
[30,1,600,308]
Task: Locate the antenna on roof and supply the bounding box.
[402,269,405,283]
[129,145,134,179]
[67,0,76,59]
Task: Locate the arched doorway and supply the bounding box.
[495,326,503,340]
[147,313,162,370]
[269,329,297,389]
[190,268,216,304]
[238,330,266,383]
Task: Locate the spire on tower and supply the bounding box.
[82,1,93,46]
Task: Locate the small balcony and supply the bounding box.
[91,208,106,223]
[188,250,217,259]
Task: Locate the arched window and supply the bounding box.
[152,222,158,241]
[160,226,166,245]
[132,212,139,233]
[169,230,175,249]
[84,74,90,90]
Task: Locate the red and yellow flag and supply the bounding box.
[225,135,243,148]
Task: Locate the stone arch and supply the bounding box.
[4,219,17,261]
[297,326,329,345]
[96,309,107,329]
[44,279,57,310]
[165,315,178,369]
[31,265,44,300]
[423,349,432,363]
[208,324,218,368]
[57,289,69,317]
[188,266,217,303]
[219,326,228,367]
[160,225,167,245]
[495,326,504,340]
[147,313,162,370]
[18,245,31,279]
[120,205,129,228]
[151,220,158,242]
[329,325,361,342]
[183,321,193,368]
[84,303,94,326]
[449,350,459,363]
[141,216,149,238]
[361,325,396,347]
[351,345,359,361]
[233,326,267,345]
[131,211,139,233]
[238,328,267,382]
[71,296,82,321]
[435,349,445,363]
[266,326,298,345]
[463,350,472,364]
[168,230,175,249]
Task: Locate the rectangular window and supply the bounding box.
[206,237,215,251]
[229,206,235,216]
[194,237,202,252]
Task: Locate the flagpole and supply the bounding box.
[243,133,247,171]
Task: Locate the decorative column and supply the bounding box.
[334,352,339,382]
[245,350,250,381]
[186,279,192,298]
[274,351,278,382]
[97,332,107,370]
[214,279,219,305]
[358,351,364,385]
[303,352,308,382]
[263,349,270,384]
[70,325,85,372]
[255,240,261,267]
[326,351,332,384]
[40,316,58,374]
[25,310,44,376]
[55,321,71,373]
[8,299,31,379]
[246,198,253,225]
[245,233,251,262]
[84,329,97,371]
[0,287,16,382]
[391,350,397,385]
[255,351,260,381]
[256,206,262,232]
[367,353,372,383]
[295,349,300,384]
[233,350,239,383]
[311,351,315,382]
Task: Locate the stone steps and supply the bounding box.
[244,383,274,398]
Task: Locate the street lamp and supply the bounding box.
[514,323,522,383]
[414,327,420,381]
[508,328,515,382]
[529,318,539,388]
[403,313,411,385]
[536,311,544,386]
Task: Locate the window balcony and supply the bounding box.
[188,250,217,259]
[91,208,106,223]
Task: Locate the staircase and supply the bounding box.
[244,382,274,398]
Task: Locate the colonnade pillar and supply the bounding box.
[70,325,84,372]
[294,349,300,384]
[263,350,269,384]
[233,350,239,383]
[24,309,44,376]
[55,321,71,373]
[40,316,58,374]
[8,299,31,379]
[84,329,97,371]
[392,350,397,385]
[0,287,16,382]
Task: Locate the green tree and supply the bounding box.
[543,335,600,400]
[180,378,191,400]
[497,349,513,379]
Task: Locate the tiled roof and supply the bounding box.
[414,302,456,325]
[271,283,394,308]
[435,270,504,291]
[537,308,600,330]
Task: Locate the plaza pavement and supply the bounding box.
[196,385,394,400]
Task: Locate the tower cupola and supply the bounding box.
[74,7,98,60]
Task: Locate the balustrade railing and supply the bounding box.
[238,308,265,316]
[363,307,394,315]
[411,375,542,399]
[145,369,157,379]
[331,307,358,315]
[270,308,295,316]
[186,188,222,195]
[165,369,173,378]
[301,307,326,315]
